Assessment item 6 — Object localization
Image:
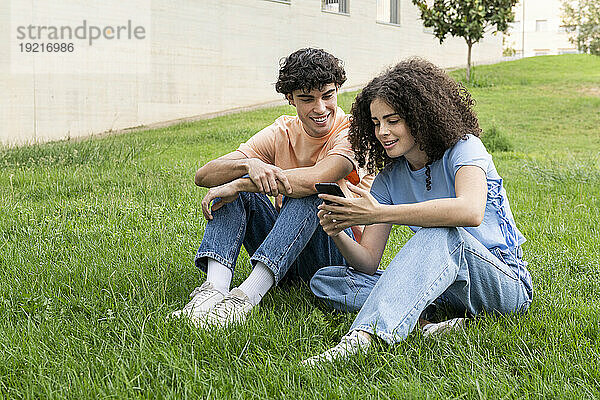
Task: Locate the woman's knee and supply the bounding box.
[309,266,348,296]
[413,227,461,240]
[310,266,379,312]
[404,227,466,256]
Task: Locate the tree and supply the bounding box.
[412,0,518,82]
[562,0,600,55]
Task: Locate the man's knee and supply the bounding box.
[281,194,320,211]
[208,191,272,220]
[275,195,321,224]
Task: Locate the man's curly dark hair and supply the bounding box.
[275,48,347,95]
[350,58,481,174]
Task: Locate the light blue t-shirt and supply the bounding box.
[370,135,531,289]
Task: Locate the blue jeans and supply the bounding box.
[195,192,350,284]
[310,227,533,344]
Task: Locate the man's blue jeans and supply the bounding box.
[310,227,533,344]
[195,192,349,284]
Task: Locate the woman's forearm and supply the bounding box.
[332,233,381,275]
[378,197,484,228]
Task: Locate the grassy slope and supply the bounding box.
[0,55,599,399]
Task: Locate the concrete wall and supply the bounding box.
[1,0,503,146]
[505,0,578,57]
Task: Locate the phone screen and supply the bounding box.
[315,183,345,204]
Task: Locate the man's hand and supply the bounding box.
[274,194,284,212]
[201,181,240,220]
[317,183,382,236]
[246,158,292,197]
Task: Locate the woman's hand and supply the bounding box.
[317,209,342,237]
[317,183,382,236]
[201,181,240,220]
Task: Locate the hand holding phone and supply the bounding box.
[315,182,345,205]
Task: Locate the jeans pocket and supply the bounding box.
[344,267,359,292]
[490,248,519,281]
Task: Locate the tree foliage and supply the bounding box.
[412,0,518,82]
[562,0,600,55]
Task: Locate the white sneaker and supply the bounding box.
[422,317,466,338]
[171,282,226,325]
[199,288,255,328]
[302,330,371,366]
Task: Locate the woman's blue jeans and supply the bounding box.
[310,227,533,345]
[195,192,349,284]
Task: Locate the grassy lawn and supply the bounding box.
[1,54,599,399]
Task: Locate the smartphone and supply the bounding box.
[315,182,346,205]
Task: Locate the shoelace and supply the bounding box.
[316,333,362,360]
[423,318,465,336]
[188,287,203,298]
[209,294,247,320]
[182,286,218,311]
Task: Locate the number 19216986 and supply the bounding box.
[19,43,74,52]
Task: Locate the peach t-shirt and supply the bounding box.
[236,107,353,169]
[235,107,373,195]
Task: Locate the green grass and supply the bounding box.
[1,54,599,398]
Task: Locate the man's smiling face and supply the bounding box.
[287,83,338,138]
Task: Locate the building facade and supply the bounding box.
[505,0,579,57]
[1,0,504,146]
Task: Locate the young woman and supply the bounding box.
[303,58,533,365]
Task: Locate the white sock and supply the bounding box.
[237,262,275,306]
[206,258,232,295]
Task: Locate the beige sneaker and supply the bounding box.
[199,288,255,328]
[422,317,466,338]
[302,330,371,366]
[171,282,226,325]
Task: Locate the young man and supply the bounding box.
[171,48,369,328]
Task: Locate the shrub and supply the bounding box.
[481,126,514,152]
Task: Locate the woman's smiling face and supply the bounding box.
[370,97,427,170]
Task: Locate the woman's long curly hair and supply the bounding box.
[350,58,481,174]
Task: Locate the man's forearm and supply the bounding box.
[195,159,249,187]
[280,156,354,198]
[281,168,328,198]
[233,173,313,198]
[221,155,353,198]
